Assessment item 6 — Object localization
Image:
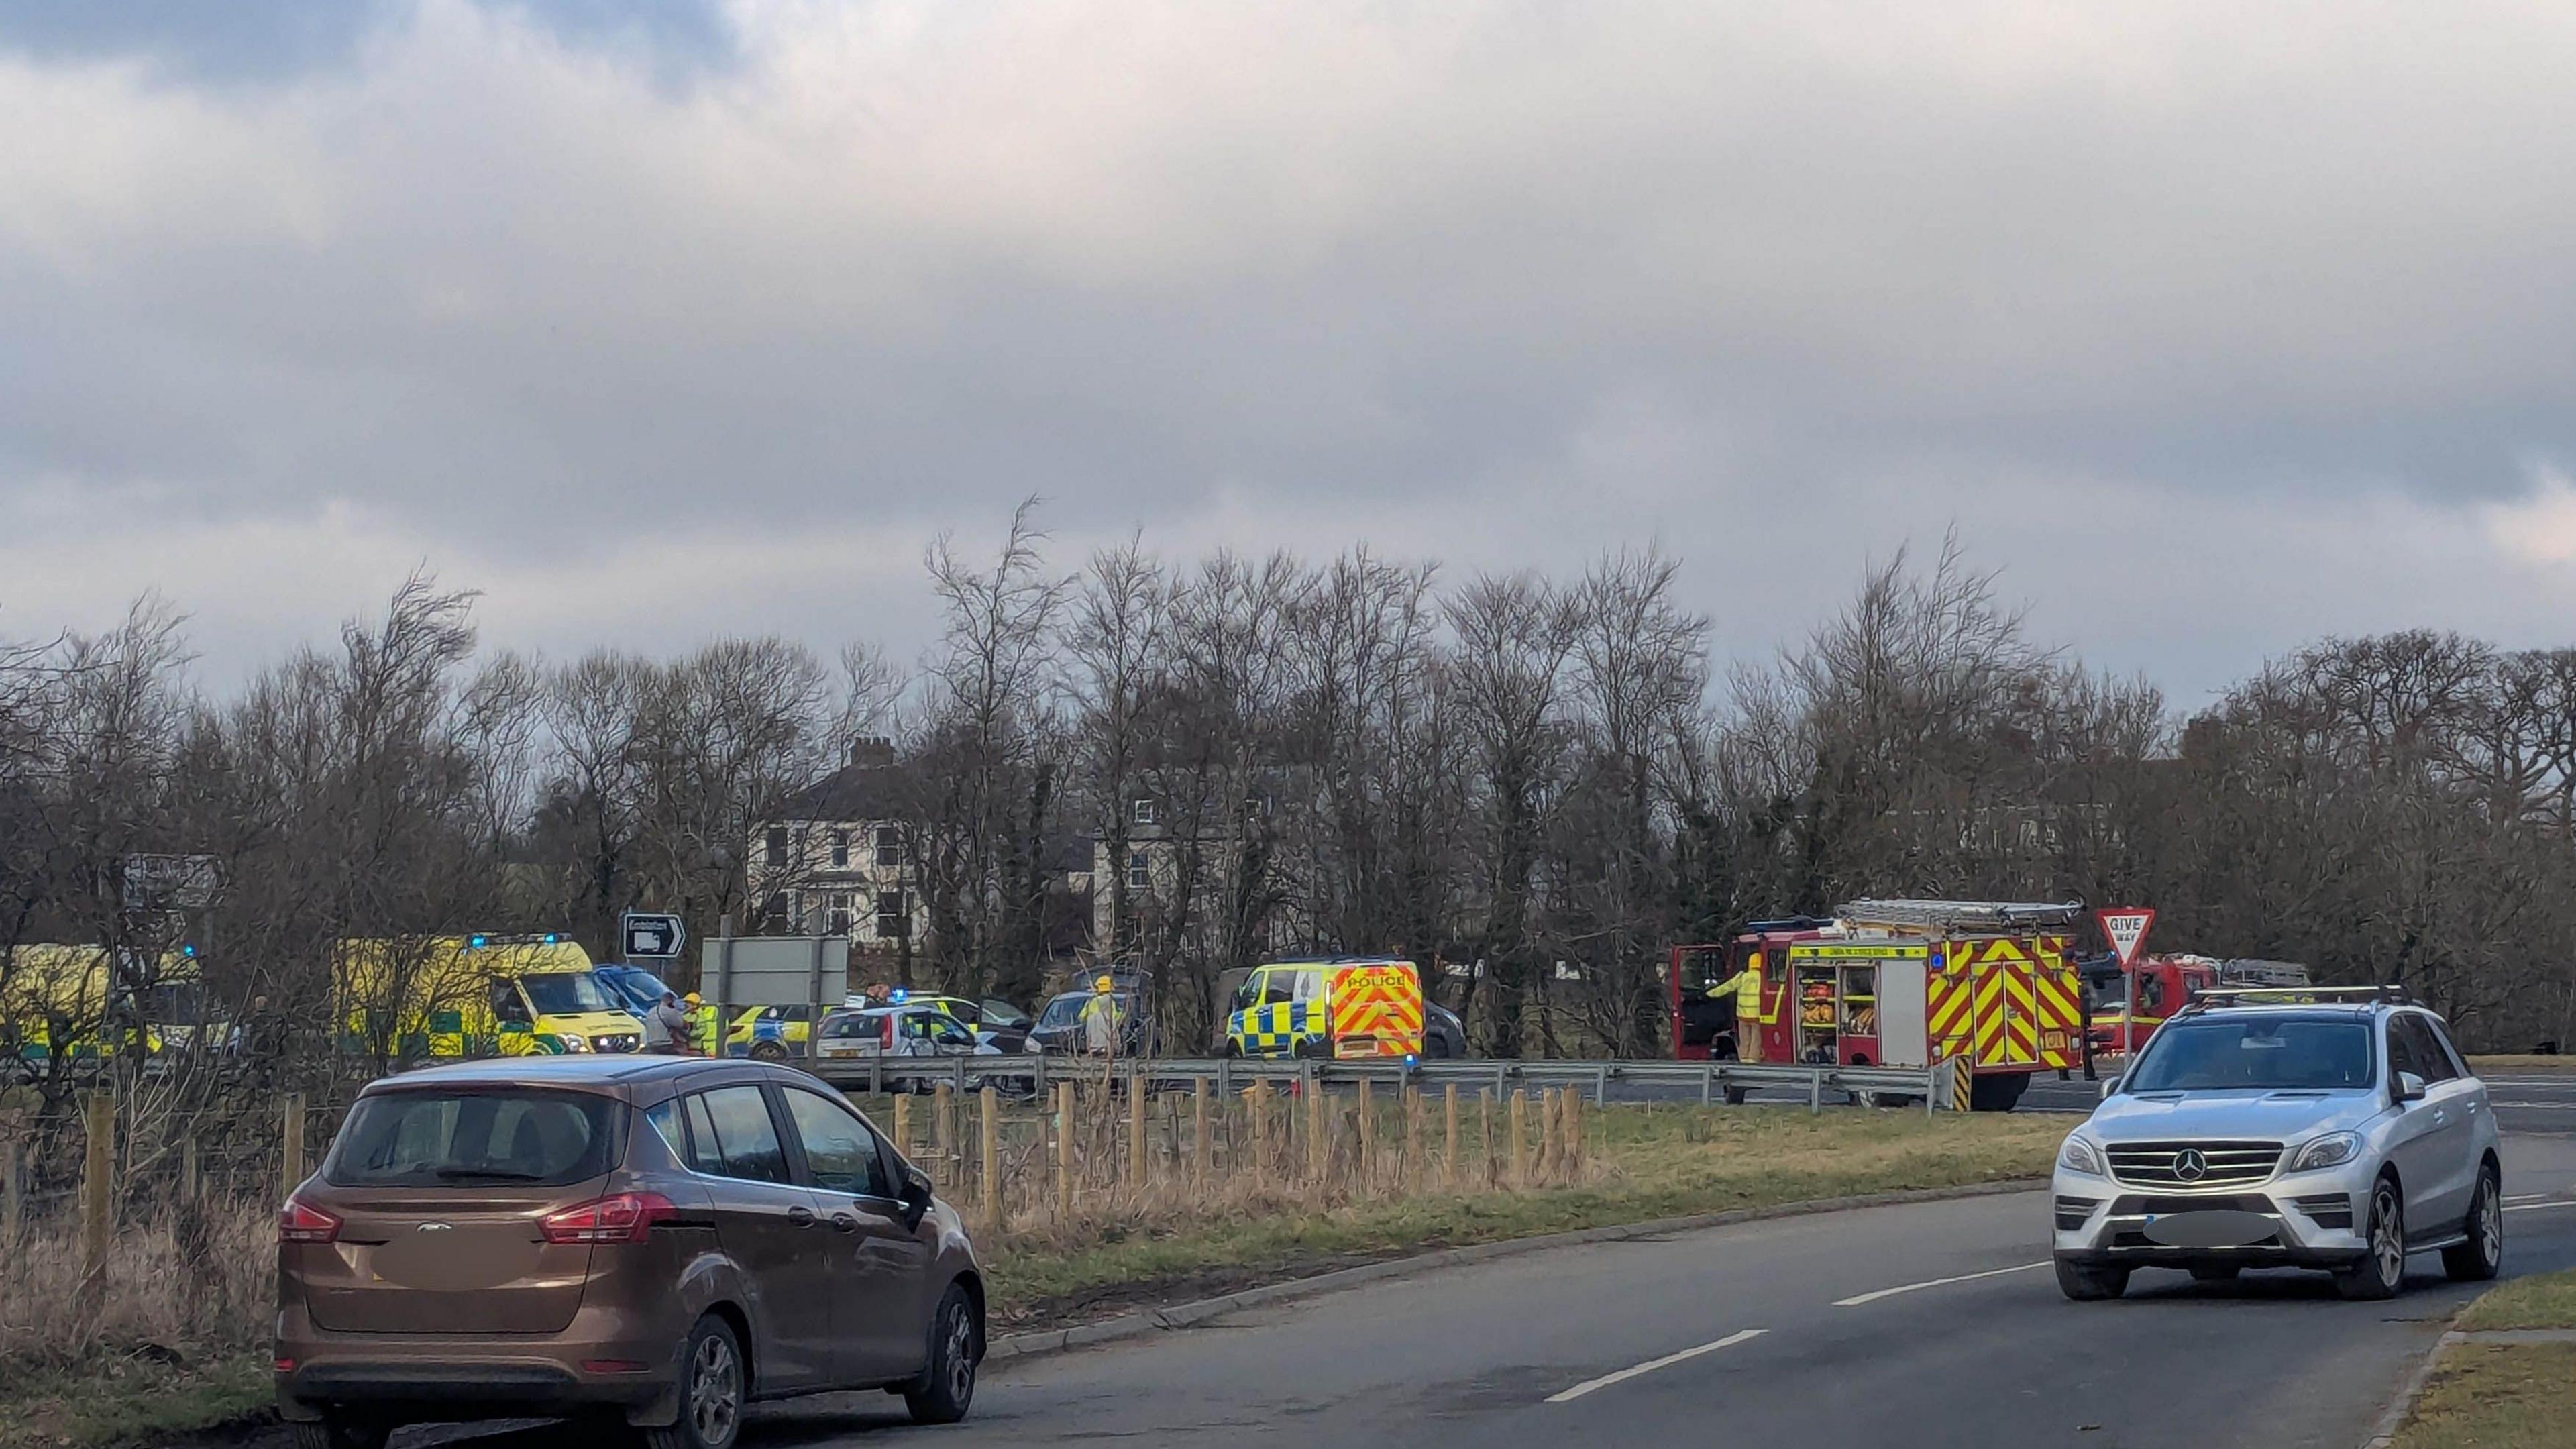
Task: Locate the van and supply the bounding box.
[336,937,644,1059]
[1224,957,1425,1060]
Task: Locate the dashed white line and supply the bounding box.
[2505,1200,2576,1214]
[1545,1328,1768,1403]
[1833,1261,2052,1307]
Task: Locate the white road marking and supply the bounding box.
[2491,1102,2576,1110]
[2506,1201,2576,1214]
[1833,1261,2051,1307]
[1545,1329,1768,1403]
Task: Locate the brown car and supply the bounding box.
[275,1055,985,1449]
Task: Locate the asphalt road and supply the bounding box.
[531,1129,2564,1449]
[369,1087,2576,1449]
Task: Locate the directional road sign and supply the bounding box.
[621,912,686,960]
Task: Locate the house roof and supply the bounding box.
[773,762,911,824]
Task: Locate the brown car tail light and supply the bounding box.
[883,1014,898,1050]
[278,1197,341,1243]
[541,1191,678,1244]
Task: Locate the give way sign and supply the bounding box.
[2097,908,2157,967]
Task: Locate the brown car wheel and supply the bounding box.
[904,1283,981,1425]
[292,1419,389,1449]
[650,1315,746,1449]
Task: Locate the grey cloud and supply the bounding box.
[5,2,2576,697]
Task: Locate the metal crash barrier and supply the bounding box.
[810,1053,1955,1115]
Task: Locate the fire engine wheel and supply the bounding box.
[2054,1258,2129,1301]
[1967,1073,2029,1112]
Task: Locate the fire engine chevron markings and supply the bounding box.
[1831,1260,2051,1307]
[1544,1328,1768,1403]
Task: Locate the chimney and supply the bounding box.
[849,736,896,769]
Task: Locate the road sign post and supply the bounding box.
[2096,908,2157,1056]
[621,912,686,961]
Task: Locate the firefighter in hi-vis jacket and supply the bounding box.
[1703,953,1777,1063]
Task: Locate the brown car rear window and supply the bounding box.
[327,1090,619,1187]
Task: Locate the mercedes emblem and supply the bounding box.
[2174,1149,2208,1182]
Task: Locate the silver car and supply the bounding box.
[2051,989,2502,1301]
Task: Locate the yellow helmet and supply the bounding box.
[1094,974,1115,994]
[684,991,702,1006]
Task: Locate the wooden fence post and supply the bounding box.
[1193,1078,1211,1191]
[1,1142,20,1248]
[1403,1086,1423,1194]
[1236,1077,1256,1181]
[1305,1080,1327,1189]
[1355,1079,1375,1196]
[83,1092,114,1279]
[1538,1087,1559,1185]
[280,1091,307,1199]
[892,1094,913,1165]
[1509,1090,1529,1189]
[1054,1081,1075,1218]
[1126,1077,1146,1191]
[1556,1083,1576,1175]
[932,1083,954,1186]
[1479,1089,1495,1189]
[1443,1085,1459,1189]
[979,1086,1003,1232]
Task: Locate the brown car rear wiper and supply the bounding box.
[433,1166,547,1181]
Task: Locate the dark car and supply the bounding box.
[1419,1000,1468,1058]
[1026,987,1154,1056]
[275,1055,985,1449]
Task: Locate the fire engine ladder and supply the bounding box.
[1832,899,2087,935]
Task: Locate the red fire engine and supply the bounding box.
[2080,954,2312,1057]
[1670,900,2088,1111]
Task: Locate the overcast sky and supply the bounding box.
[7,0,2576,705]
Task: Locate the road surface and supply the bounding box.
[405,1127,2569,1449]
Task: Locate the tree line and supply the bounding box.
[5,504,2572,1121]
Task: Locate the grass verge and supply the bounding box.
[1,1356,270,1449]
[2390,1344,2576,1449]
[2467,1055,2576,1071]
[2457,1268,2576,1332]
[985,1105,2062,1328]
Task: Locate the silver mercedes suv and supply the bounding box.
[2051,988,2502,1301]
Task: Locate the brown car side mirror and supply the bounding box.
[898,1163,934,1230]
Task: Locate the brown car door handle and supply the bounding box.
[830,1213,859,1233]
[786,1206,816,1227]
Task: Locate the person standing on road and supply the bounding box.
[646,989,695,1055]
[1080,975,1125,1057]
[1703,954,1774,1063]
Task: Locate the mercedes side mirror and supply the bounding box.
[2395,1071,2428,1104]
[2099,1076,2121,1101]
[898,1163,935,1230]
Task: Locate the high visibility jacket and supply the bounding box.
[1706,964,1770,1020]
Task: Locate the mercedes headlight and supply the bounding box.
[2057,1134,2104,1177]
[558,1033,591,1053]
[2291,1132,2361,1173]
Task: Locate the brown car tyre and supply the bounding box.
[649,1314,745,1449]
[292,1419,389,1449]
[904,1283,981,1425]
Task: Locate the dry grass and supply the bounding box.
[0,1196,276,1449]
[977,1102,2065,1324]
[2390,1344,2576,1449]
[2467,1055,2576,1071]
[0,1196,272,1371]
[2458,1269,2576,1332]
